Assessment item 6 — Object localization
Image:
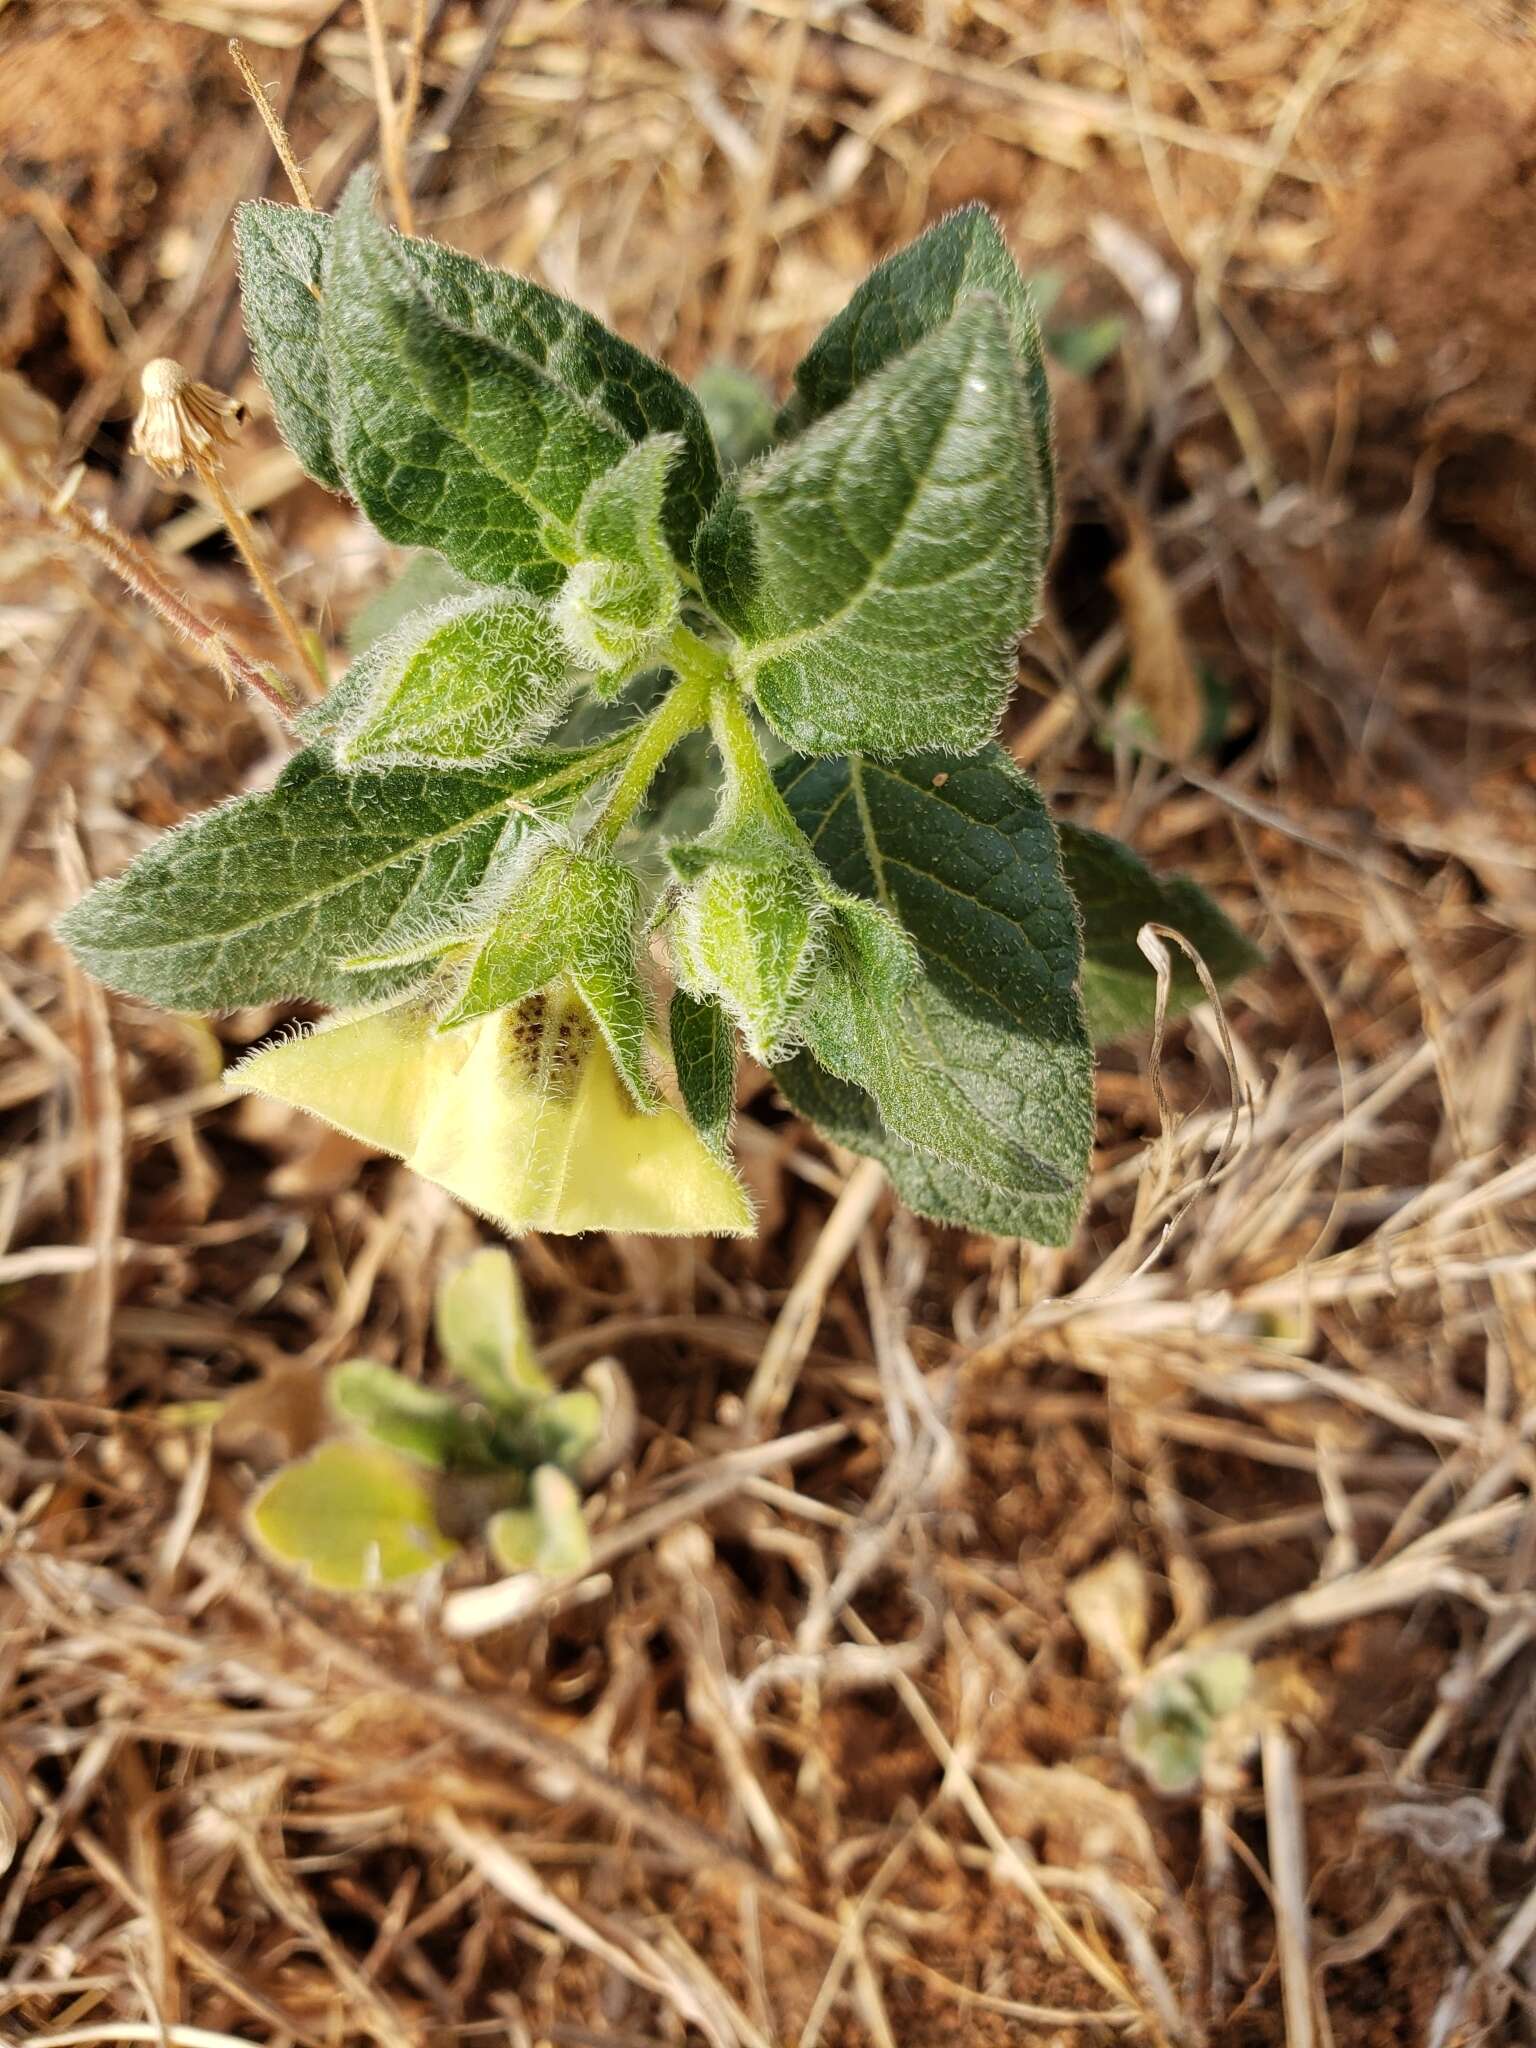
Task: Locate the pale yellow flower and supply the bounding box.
[230,992,753,1238]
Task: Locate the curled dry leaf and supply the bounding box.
[1066,1547,1152,1677]
[571,1356,638,1485]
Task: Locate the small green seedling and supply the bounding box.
[250,1248,631,1592]
[59,182,1260,1242]
[1121,1650,1256,1795]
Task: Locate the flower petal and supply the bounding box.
[230,1000,754,1238]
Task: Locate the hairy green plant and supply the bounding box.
[249,1248,633,1592]
[60,181,1259,1241]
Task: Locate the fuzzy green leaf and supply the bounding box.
[291,656,376,746]
[555,563,673,683]
[249,1440,457,1591]
[782,202,1055,540]
[487,1464,590,1575]
[308,178,719,589]
[668,848,826,1064]
[777,747,1094,1243]
[792,891,1074,1203]
[334,592,573,769]
[330,1359,491,1470]
[573,432,681,575]
[444,847,656,1108]
[234,200,343,492]
[668,989,736,1158]
[1056,822,1261,1042]
[323,178,625,592]
[56,746,608,1012]
[434,1247,548,1406]
[696,298,1041,757]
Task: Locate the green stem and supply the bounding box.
[587,628,721,848]
[710,679,794,832]
[529,731,635,805]
[667,621,733,693]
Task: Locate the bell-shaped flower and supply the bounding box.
[229,992,753,1237]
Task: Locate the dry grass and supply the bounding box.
[3,2,1535,2042]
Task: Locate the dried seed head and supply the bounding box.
[0,368,62,499]
[131,358,245,479]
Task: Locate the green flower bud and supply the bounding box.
[667,845,828,1064]
[556,432,685,690]
[555,556,679,677]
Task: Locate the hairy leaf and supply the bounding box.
[782,203,1055,541]
[301,178,718,587]
[323,179,626,591]
[1056,822,1261,1042]
[668,989,737,1159]
[248,1441,457,1591]
[335,591,573,769]
[668,849,827,1064]
[573,432,681,574]
[777,747,1093,1243]
[435,1246,549,1406]
[234,200,342,491]
[697,298,1041,757]
[556,435,684,681]
[330,1359,492,1470]
[57,746,608,1012]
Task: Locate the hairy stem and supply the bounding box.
[228,38,314,209]
[47,489,295,718]
[586,628,725,848]
[710,677,794,832]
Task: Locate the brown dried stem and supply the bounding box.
[359,0,416,235]
[227,39,314,210]
[199,464,323,697]
[46,487,294,718]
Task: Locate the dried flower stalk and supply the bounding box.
[131,358,323,697]
[0,368,293,717]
